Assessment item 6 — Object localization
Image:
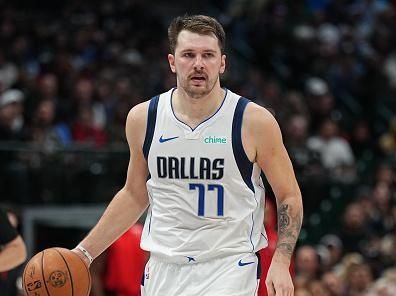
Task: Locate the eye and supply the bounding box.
[183,52,194,58]
[203,53,214,58]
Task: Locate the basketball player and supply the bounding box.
[73,15,303,296]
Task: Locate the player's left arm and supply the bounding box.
[243,103,303,295]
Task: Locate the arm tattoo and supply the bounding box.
[278,204,290,235]
[276,203,302,258]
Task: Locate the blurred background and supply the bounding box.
[0,0,395,295]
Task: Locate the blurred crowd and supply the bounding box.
[0,0,396,295]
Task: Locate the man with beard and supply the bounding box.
[73,15,303,296]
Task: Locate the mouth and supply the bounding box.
[190,75,206,84]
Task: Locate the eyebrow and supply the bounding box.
[180,49,217,53]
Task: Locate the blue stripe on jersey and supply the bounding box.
[141,270,145,286]
[143,95,160,159]
[232,97,254,192]
[250,213,255,250]
[256,252,262,279]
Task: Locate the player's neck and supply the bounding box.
[172,86,226,128]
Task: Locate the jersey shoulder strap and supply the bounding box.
[232,97,254,192]
[143,95,160,159]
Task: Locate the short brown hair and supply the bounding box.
[168,15,226,54]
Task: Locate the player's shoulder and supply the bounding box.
[241,100,283,145]
[125,99,152,144]
[243,100,279,128]
[127,100,150,123]
[127,90,170,122]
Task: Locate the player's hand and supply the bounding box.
[71,248,91,267]
[265,260,294,296]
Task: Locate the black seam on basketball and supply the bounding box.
[54,248,74,296]
[42,250,51,296]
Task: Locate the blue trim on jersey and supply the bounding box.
[143,95,160,159]
[170,88,228,131]
[250,214,255,250]
[147,191,153,233]
[249,193,261,251]
[256,252,262,280]
[141,270,145,286]
[231,97,254,192]
[261,232,268,242]
[148,209,152,233]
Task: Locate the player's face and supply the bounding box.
[168,30,226,99]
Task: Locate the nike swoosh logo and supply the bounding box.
[159,135,179,143]
[238,259,255,267]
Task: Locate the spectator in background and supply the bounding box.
[281,91,310,123]
[374,163,395,186]
[284,114,324,180]
[28,99,71,152]
[367,182,394,236]
[0,90,29,203]
[20,99,72,202]
[33,73,70,125]
[319,234,343,272]
[344,262,373,296]
[0,50,18,92]
[0,89,25,141]
[321,271,345,296]
[72,106,107,147]
[379,117,396,155]
[307,280,331,296]
[349,119,375,161]
[295,288,313,296]
[72,77,106,130]
[105,100,130,144]
[295,245,321,283]
[366,267,396,295]
[307,118,356,182]
[304,77,339,133]
[338,203,370,254]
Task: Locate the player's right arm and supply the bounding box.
[73,101,150,266]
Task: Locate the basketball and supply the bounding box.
[22,247,91,296]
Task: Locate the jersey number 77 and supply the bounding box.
[189,183,224,216]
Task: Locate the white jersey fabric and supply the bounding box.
[141,88,268,264]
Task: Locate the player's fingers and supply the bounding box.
[285,286,294,296]
[273,284,293,296]
[288,287,294,296]
[265,280,275,296]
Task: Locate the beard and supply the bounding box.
[179,74,219,99]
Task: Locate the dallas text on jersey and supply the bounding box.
[157,157,225,180]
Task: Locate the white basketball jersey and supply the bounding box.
[141,88,268,263]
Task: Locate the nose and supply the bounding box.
[193,55,204,70]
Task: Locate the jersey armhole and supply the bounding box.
[142,95,160,159]
[232,97,254,192]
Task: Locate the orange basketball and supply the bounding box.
[22,247,91,296]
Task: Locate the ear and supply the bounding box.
[219,54,226,74]
[168,54,176,73]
